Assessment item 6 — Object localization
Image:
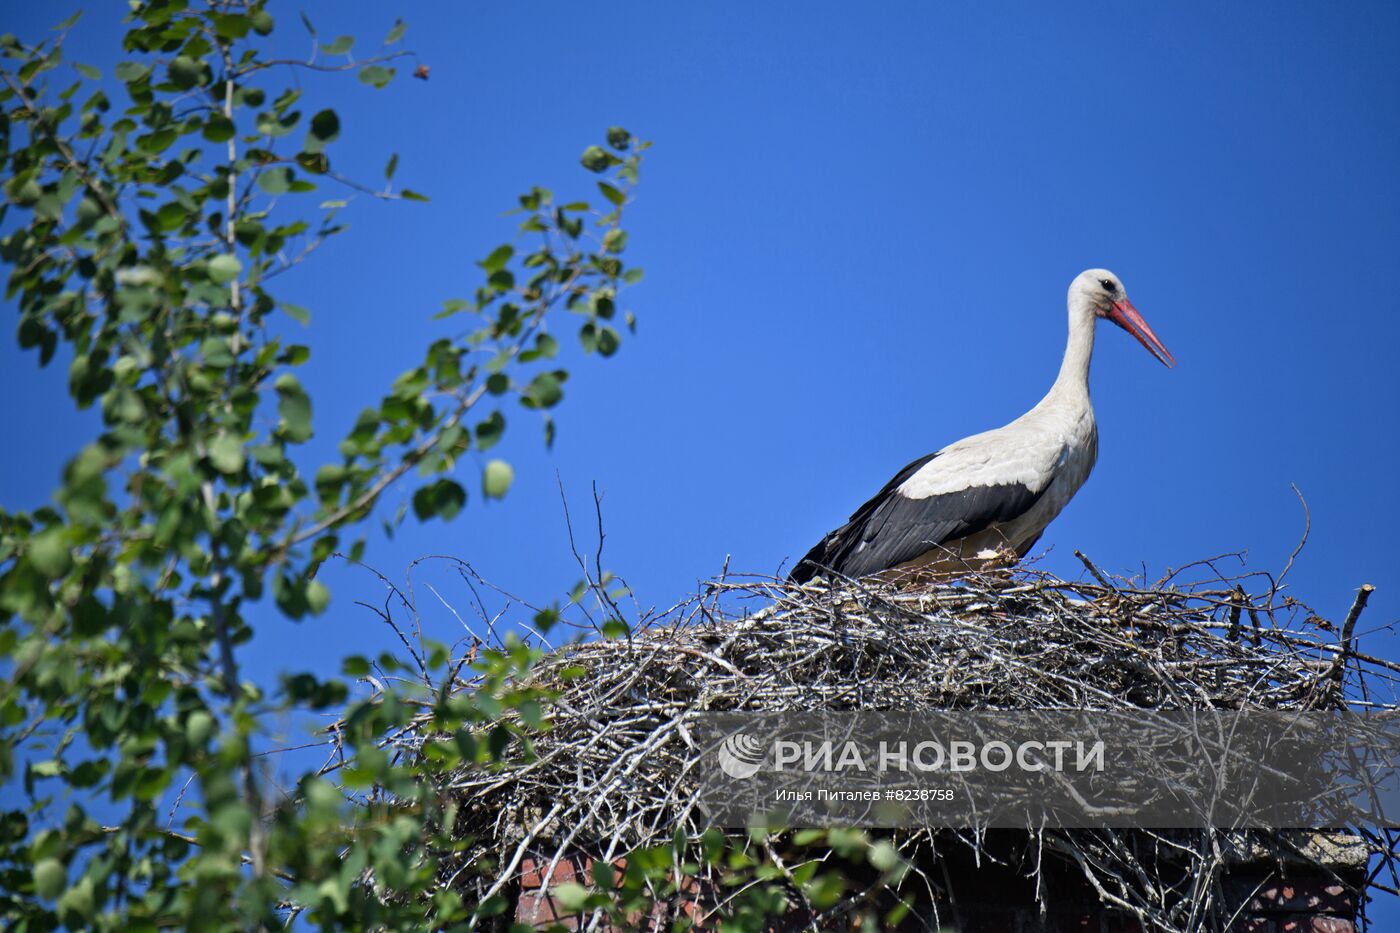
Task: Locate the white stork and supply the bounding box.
[790,268,1174,583]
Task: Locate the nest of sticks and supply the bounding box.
[380,554,1399,930]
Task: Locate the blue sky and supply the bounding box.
[4,0,1400,919]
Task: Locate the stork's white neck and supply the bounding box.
[1048,294,1097,401]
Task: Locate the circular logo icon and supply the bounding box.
[717,732,766,780]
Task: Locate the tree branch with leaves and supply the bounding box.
[0,3,645,927]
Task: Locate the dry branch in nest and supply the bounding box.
[370,557,1398,931]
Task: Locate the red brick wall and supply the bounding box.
[1224,871,1358,933]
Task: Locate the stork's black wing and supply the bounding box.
[789,452,1045,582]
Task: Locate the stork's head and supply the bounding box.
[1072,268,1175,368]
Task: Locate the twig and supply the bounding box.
[1074,550,1114,590]
[1275,483,1311,593]
[1327,583,1377,691]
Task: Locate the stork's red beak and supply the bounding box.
[1108,299,1175,368]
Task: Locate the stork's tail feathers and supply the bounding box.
[788,535,839,584]
[788,558,818,585]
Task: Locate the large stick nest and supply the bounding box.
[386,556,1399,930]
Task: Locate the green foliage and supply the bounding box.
[1,5,892,930]
[511,826,914,931]
[482,459,513,499]
[0,3,647,928]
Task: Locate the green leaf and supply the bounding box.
[553,883,590,912]
[307,108,340,150]
[154,202,188,232]
[137,129,178,154]
[521,371,564,409]
[358,64,394,88]
[185,711,215,747]
[28,529,71,578]
[482,459,513,499]
[476,411,505,450]
[596,326,620,357]
[57,878,95,923]
[213,13,251,39]
[534,333,559,359]
[73,63,100,80]
[282,302,311,325]
[479,244,513,273]
[591,859,616,889]
[603,228,627,253]
[29,760,62,779]
[168,56,203,89]
[412,479,466,521]
[580,146,615,173]
[207,254,241,284]
[297,151,330,174]
[257,108,301,138]
[438,298,471,318]
[257,167,294,195]
[597,181,624,206]
[114,61,150,84]
[384,152,399,181]
[400,188,428,202]
[306,580,331,615]
[607,126,631,149]
[33,858,65,900]
[203,114,236,143]
[320,35,354,55]
[386,19,407,43]
[208,433,245,474]
[868,840,902,872]
[534,607,563,633]
[276,374,313,442]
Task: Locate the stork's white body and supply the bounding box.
[895,396,1098,570]
[790,269,1172,583]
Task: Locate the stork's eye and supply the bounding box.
[1099,278,1117,293]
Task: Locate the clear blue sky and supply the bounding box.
[4,0,1400,920]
